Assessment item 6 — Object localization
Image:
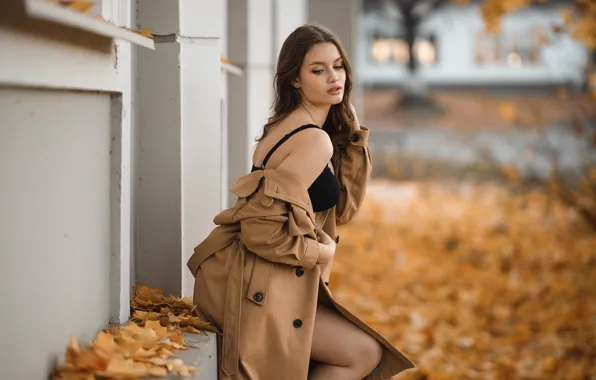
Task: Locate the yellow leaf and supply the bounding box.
[66,0,94,13]
[116,335,143,357]
[65,335,80,365]
[96,358,167,378]
[558,9,573,25]
[502,165,521,183]
[557,87,569,100]
[74,348,110,372]
[180,316,215,330]
[589,167,596,182]
[133,310,161,321]
[145,320,170,339]
[183,325,202,334]
[52,371,95,380]
[498,102,518,122]
[135,285,163,303]
[541,356,559,373]
[171,333,185,346]
[93,332,120,355]
[128,27,152,38]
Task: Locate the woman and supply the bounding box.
[187,24,415,379]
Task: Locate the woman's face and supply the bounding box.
[295,42,346,107]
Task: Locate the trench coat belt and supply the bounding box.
[221,243,244,376]
[187,232,244,376]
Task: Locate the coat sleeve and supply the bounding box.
[336,126,372,226]
[238,199,320,270]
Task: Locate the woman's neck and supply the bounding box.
[300,102,330,128]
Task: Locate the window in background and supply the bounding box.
[474,26,545,67]
[370,35,438,67]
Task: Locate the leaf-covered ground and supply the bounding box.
[52,286,214,379]
[331,180,596,380]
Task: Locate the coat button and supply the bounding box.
[324,282,329,286]
[293,319,303,328]
[253,292,264,302]
[351,134,360,143]
[295,268,304,277]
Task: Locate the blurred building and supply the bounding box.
[359,0,590,89]
[0,0,359,378]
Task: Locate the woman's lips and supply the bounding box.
[327,86,343,95]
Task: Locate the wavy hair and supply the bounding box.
[256,24,356,169]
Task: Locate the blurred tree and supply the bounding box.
[478,0,595,73]
[363,0,448,111]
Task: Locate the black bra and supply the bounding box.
[251,124,341,212]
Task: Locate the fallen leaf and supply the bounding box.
[498,102,518,122]
[96,358,167,378]
[93,332,120,355]
[183,326,202,334]
[66,0,94,13]
[133,310,161,321]
[333,180,596,379]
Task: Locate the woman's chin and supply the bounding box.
[329,94,344,105]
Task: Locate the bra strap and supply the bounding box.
[259,124,320,169]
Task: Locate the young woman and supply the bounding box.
[187,24,415,380]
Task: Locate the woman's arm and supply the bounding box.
[335,106,372,226]
[239,127,336,268]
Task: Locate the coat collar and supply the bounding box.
[230,168,314,216]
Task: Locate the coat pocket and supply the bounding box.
[245,254,274,306]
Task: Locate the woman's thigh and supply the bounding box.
[310,303,381,367]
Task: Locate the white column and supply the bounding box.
[179,1,222,298]
[227,0,274,206]
[220,0,229,210]
[136,0,222,298]
[272,0,308,61]
[103,0,133,325]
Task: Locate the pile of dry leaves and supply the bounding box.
[332,180,596,379]
[52,286,214,380]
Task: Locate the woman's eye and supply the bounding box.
[312,69,324,74]
[333,65,344,70]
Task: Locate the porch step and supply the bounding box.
[142,331,218,380]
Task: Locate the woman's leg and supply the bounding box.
[309,303,383,380]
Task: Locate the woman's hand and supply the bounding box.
[349,103,361,131]
[316,227,336,264]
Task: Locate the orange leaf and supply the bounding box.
[66,0,94,13]
[498,102,518,122]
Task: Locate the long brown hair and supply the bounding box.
[257,24,356,169]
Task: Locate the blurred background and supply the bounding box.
[1,0,594,379]
[335,1,596,379]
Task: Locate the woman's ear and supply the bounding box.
[292,78,301,89]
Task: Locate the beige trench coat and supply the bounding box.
[187,127,415,379]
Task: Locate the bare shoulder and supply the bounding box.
[277,125,333,188]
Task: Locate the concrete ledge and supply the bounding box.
[142,331,218,380]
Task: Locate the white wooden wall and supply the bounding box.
[0,0,153,377]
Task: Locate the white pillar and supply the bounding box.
[136,0,222,298]
[221,0,229,210]
[226,0,309,208]
[227,0,274,207]
[103,0,134,325]
[272,0,308,61]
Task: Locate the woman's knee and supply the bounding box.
[350,335,383,372]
